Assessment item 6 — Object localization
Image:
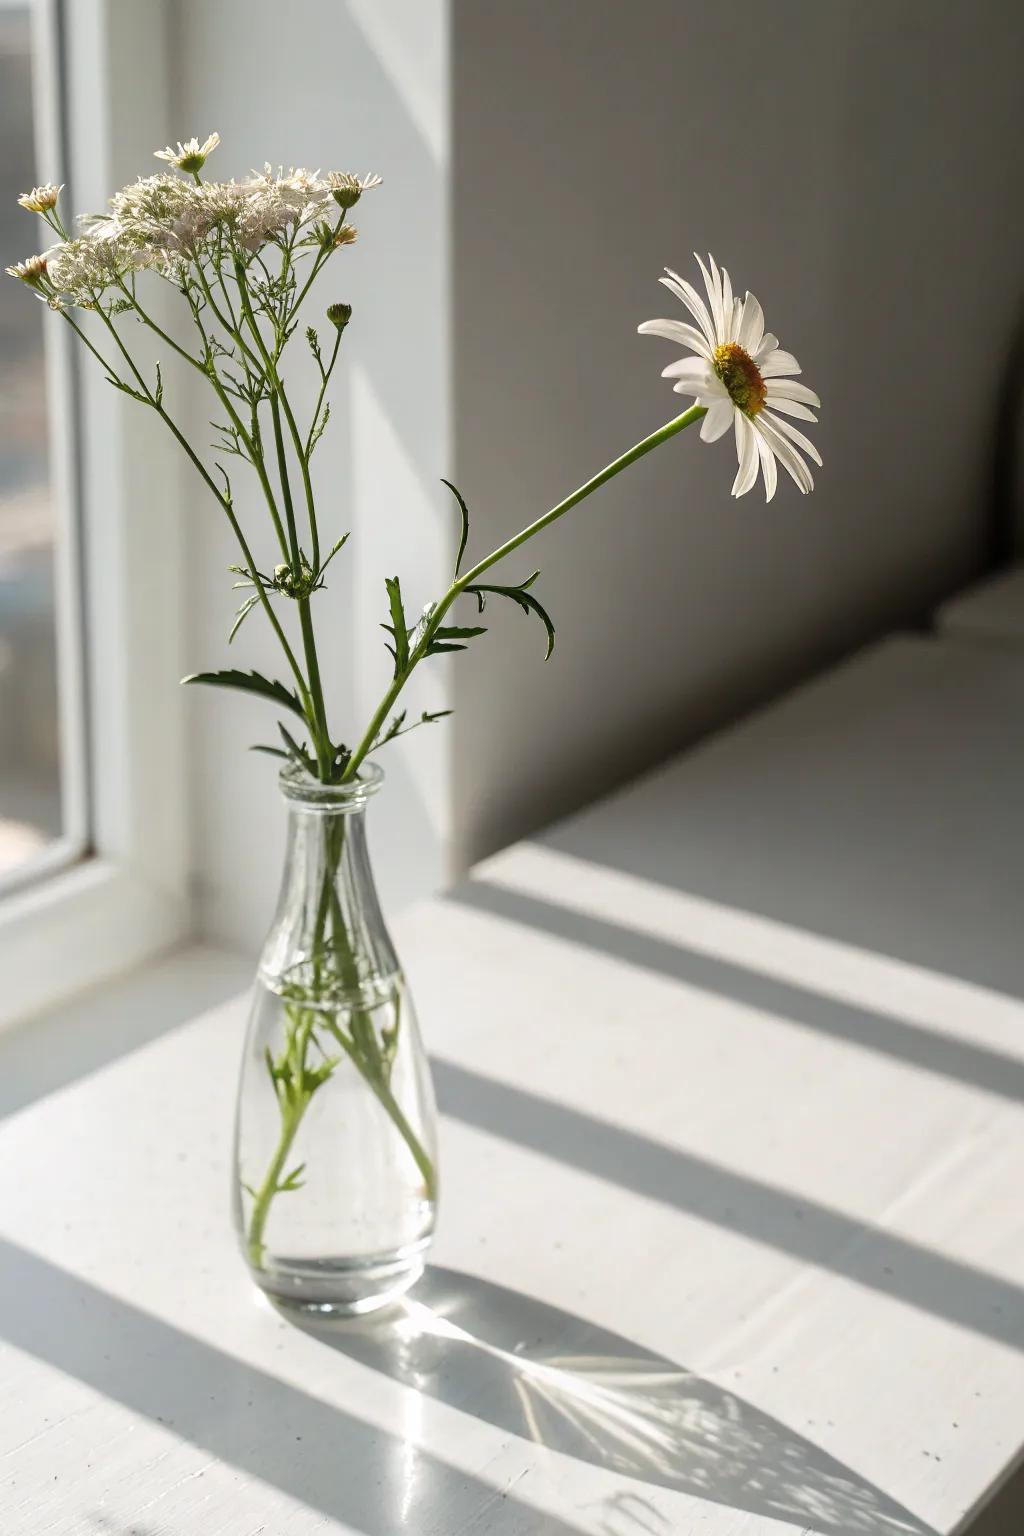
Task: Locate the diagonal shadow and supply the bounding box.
[0,946,250,1124]
[295,1266,934,1536]
[446,880,1024,1105]
[433,1062,1024,1353]
[0,1238,587,1536]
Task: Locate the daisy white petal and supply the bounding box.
[637,318,713,359]
[762,395,817,422]
[765,378,821,407]
[18,183,62,213]
[755,424,778,502]
[644,254,820,496]
[731,295,743,344]
[737,292,764,354]
[756,414,814,492]
[700,399,734,442]
[762,409,823,467]
[759,348,802,378]
[720,263,734,343]
[660,268,715,347]
[732,412,760,496]
[661,357,712,383]
[695,252,724,341]
[154,132,220,173]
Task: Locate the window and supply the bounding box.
[0,0,86,893]
[0,0,189,1029]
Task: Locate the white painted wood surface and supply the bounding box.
[1,636,1022,1535]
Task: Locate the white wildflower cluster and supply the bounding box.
[5,136,381,308]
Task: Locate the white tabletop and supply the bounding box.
[1,636,1022,1536]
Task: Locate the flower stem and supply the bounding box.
[342,404,706,780]
[246,1093,306,1268]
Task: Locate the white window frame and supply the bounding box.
[0,0,190,1028]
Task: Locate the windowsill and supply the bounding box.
[1,634,1022,1534]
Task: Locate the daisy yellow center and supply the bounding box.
[713,342,766,417]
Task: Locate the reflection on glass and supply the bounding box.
[0,5,63,881]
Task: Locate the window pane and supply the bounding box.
[0,4,65,882]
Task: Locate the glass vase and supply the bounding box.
[232,762,438,1314]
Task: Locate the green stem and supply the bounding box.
[268,392,302,568]
[305,328,342,462]
[246,1089,307,1266]
[185,270,292,562]
[324,1013,437,1201]
[368,1073,437,1201]
[342,404,706,780]
[277,377,322,572]
[89,303,312,712]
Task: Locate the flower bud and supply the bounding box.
[327,301,352,330]
[332,224,358,249]
[328,173,362,210]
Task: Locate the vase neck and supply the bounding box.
[260,795,398,1001]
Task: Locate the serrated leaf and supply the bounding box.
[370,706,453,755]
[433,625,487,639]
[181,668,306,718]
[466,576,556,659]
[441,478,471,575]
[277,723,316,775]
[308,398,331,455]
[384,576,409,675]
[318,532,350,578]
[105,375,148,405]
[228,590,260,643]
[250,743,291,760]
[426,641,468,654]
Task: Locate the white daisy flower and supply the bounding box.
[326,171,382,210]
[17,183,62,213]
[639,253,821,500]
[5,252,49,285]
[154,132,220,173]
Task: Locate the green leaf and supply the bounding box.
[228,591,260,643]
[278,1161,306,1192]
[383,576,409,676]
[105,375,149,405]
[308,398,331,455]
[181,668,306,719]
[250,743,291,761]
[319,532,350,577]
[277,723,317,775]
[441,478,471,575]
[466,573,556,659]
[433,625,487,639]
[370,707,453,754]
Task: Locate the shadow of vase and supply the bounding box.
[292,1265,935,1536]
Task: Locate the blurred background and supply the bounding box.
[0,2,62,875]
[1,0,1022,956]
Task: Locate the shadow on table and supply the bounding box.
[295,1266,935,1536]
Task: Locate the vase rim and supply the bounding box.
[278,759,385,811]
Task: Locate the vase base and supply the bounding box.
[250,1244,427,1316]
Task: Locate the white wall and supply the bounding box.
[449,0,1024,861]
[170,0,452,950]
[163,0,1023,951]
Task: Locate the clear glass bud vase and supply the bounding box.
[233,762,438,1314]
